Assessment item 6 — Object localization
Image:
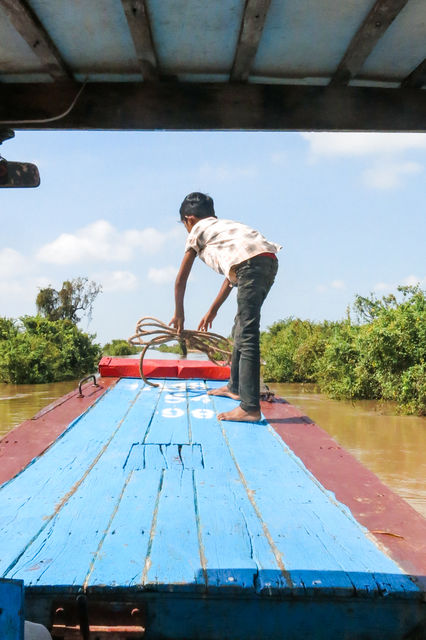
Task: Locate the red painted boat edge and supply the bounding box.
[261,397,426,582]
[99,357,230,380]
[0,378,118,486]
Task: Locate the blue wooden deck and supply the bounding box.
[0,378,424,639]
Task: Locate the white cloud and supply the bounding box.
[302,132,426,158]
[0,248,29,278]
[363,161,422,189]
[0,249,48,302]
[92,270,139,292]
[403,275,424,287]
[198,163,257,182]
[374,282,392,292]
[0,275,50,300]
[373,275,426,294]
[0,280,24,296]
[317,280,346,293]
[148,265,178,284]
[36,220,176,265]
[374,275,426,293]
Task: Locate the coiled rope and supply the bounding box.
[128,317,232,387]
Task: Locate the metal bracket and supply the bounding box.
[51,597,146,639]
[78,375,100,398]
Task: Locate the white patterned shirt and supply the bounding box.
[185,217,282,283]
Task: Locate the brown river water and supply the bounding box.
[269,383,426,519]
[1,379,425,519]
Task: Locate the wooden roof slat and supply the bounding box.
[401,58,426,89]
[1,82,425,132]
[0,0,72,81]
[231,0,272,82]
[330,0,409,87]
[121,0,158,82]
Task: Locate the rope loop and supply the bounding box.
[128,317,232,387]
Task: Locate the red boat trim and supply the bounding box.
[99,357,230,380]
[0,378,118,486]
[261,397,426,581]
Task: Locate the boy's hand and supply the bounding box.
[169,315,184,333]
[198,310,216,332]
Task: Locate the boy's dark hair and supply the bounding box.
[179,192,215,221]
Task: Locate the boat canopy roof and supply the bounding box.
[0,0,425,131]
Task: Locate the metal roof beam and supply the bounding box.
[121,0,158,82]
[1,83,425,132]
[330,0,409,87]
[231,0,272,82]
[401,58,426,89]
[0,0,72,81]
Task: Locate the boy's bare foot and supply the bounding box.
[217,406,261,422]
[207,386,240,400]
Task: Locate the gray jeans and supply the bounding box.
[227,255,278,412]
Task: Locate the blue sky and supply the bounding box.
[1,130,425,345]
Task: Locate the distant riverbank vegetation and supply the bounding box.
[0,278,102,384]
[0,316,101,384]
[261,286,425,416]
[102,339,140,356]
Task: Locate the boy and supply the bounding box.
[170,192,281,422]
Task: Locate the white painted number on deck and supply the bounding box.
[162,407,185,418]
[191,408,215,419]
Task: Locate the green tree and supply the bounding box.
[0,315,102,384]
[261,318,335,383]
[36,277,102,323]
[261,286,426,415]
[0,317,17,340]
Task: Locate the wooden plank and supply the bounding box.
[23,589,426,640]
[209,387,420,597]
[136,383,202,590]
[86,468,162,589]
[0,0,72,81]
[89,382,283,593]
[143,381,189,445]
[330,0,410,86]
[261,398,426,585]
[0,578,24,640]
[5,380,161,587]
[89,384,201,590]
[401,57,426,89]
[0,380,146,577]
[209,393,355,595]
[120,0,158,81]
[189,385,285,592]
[0,378,117,487]
[1,82,425,131]
[231,0,272,82]
[143,468,204,590]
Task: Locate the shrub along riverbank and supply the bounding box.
[1,285,424,415]
[0,316,101,384]
[261,286,426,415]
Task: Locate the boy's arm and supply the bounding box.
[169,248,197,333]
[198,278,233,331]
